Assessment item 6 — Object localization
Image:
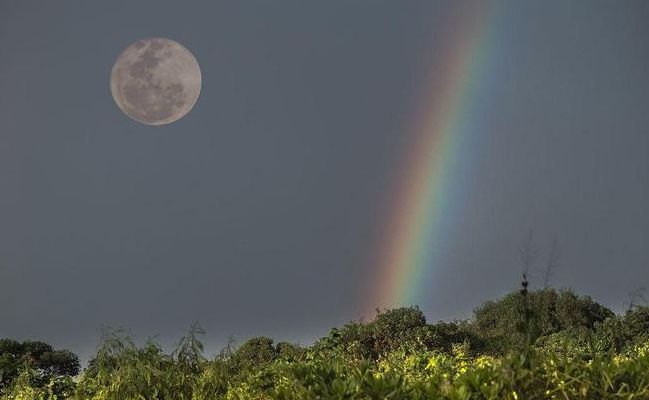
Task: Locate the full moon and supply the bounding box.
[110,38,201,125]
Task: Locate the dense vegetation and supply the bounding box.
[3,288,649,399]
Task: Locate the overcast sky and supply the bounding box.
[1,1,648,363]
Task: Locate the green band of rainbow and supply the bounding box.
[366,2,503,314]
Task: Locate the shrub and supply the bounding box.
[0,339,79,392]
[227,337,278,375]
[472,288,613,353]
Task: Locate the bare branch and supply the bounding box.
[543,235,561,289]
[626,287,648,312]
[519,229,539,277]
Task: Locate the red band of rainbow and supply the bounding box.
[365,2,503,315]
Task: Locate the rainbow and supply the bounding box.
[365,2,504,314]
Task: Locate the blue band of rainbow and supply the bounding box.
[365,2,504,314]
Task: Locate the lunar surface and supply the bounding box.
[110,38,201,125]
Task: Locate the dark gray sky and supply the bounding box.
[1,1,648,362]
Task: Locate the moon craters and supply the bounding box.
[110,38,201,125]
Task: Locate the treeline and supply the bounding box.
[323,289,645,356]
[2,288,649,399]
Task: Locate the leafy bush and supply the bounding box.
[227,337,279,375]
[622,306,649,345]
[472,288,614,353]
[5,288,649,399]
[0,339,79,395]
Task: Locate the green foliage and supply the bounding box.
[622,305,649,345]
[1,367,75,400]
[275,342,306,362]
[418,321,484,354]
[312,306,432,361]
[227,337,279,375]
[0,339,79,393]
[312,320,373,361]
[5,288,649,399]
[535,327,596,360]
[173,322,207,374]
[472,288,614,354]
[370,306,427,354]
[70,326,209,400]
